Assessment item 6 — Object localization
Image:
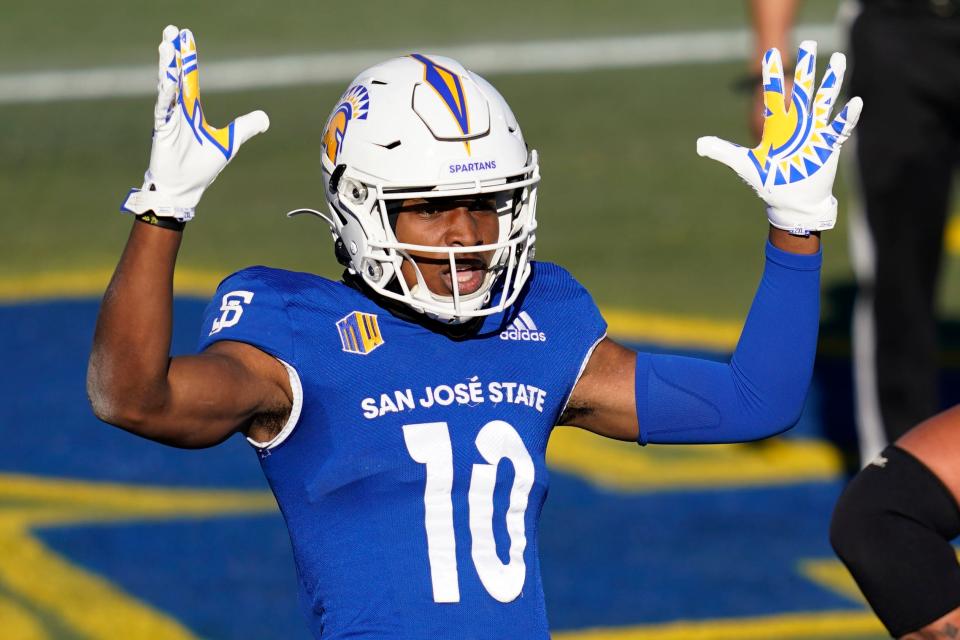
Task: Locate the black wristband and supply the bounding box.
[135,212,186,232]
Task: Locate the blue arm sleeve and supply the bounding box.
[635,240,821,445]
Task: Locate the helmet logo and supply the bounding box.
[411,54,470,138]
[323,85,370,164]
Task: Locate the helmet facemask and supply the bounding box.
[326,157,539,324]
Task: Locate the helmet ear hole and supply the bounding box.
[362,258,384,280]
[341,179,368,205]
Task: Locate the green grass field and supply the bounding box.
[1,1,841,71]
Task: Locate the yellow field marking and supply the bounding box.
[947,215,960,255]
[602,307,741,351]
[0,473,276,639]
[1,472,275,525]
[555,557,883,640]
[800,558,867,605]
[0,592,48,640]
[3,266,959,360]
[553,609,884,640]
[547,427,844,491]
[0,472,888,640]
[0,523,200,640]
[0,266,745,349]
[0,268,221,301]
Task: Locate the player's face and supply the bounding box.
[394,196,499,297]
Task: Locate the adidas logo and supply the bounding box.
[500,311,547,342]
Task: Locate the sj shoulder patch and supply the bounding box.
[210,290,254,335]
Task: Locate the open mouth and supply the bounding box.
[440,258,487,296]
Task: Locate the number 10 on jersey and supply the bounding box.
[403,420,535,604]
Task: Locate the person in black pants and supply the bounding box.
[750,0,960,463]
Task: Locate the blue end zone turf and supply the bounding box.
[37,517,312,639]
[0,299,263,487]
[540,475,854,629]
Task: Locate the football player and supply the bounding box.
[88,26,861,638]
[832,404,960,639]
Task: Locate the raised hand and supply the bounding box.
[121,25,270,222]
[697,41,863,235]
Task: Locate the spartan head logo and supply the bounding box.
[323,84,370,164]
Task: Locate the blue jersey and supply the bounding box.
[198,262,606,639]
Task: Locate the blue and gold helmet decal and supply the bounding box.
[410,54,470,138]
[323,85,370,164]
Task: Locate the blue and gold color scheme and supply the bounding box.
[173,30,235,160]
[336,310,384,355]
[323,85,370,164]
[747,45,847,186]
[411,53,471,146]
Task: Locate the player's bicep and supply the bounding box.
[897,405,960,505]
[560,338,639,441]
[145,341,291,448]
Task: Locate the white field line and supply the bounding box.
[0,25,838,105]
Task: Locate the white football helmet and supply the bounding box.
[290,54,540,324]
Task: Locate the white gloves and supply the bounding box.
[698,41,863,235]
[121,25,270,222]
